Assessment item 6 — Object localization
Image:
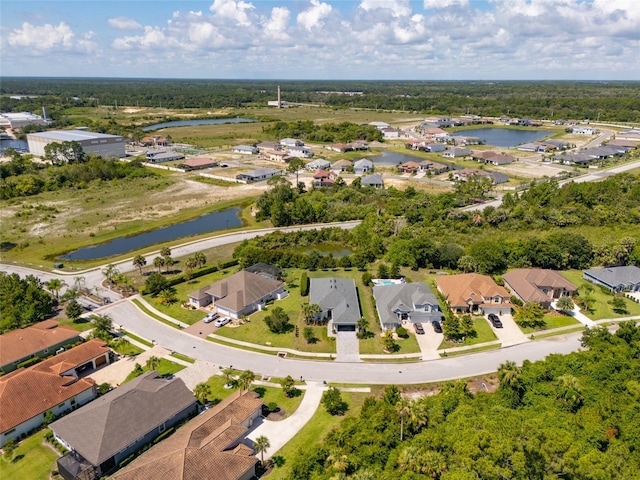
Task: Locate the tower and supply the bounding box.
[277,85,281,108]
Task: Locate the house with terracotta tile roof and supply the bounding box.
[472,151,515,165]
[398,161,421,174]
[435,273,512,315]
[503,269,577,309]
[188,270,286,318]
[313,169,337,188]
[112,390,263,480]
[0,320,81,374]
[52,371,197,480]
[0,339,110,447]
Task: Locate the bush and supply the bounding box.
[362,272,373,287]
[152,427,174,444]
[17,356,41,369]
[300,272,309,296]
[396,326,408,338]
[268,402,278,413]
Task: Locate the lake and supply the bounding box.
[142,117,256,131]
[304,245,353,257]
[61,207,242,261]
[452,128,552,147]
[370,151,426,165]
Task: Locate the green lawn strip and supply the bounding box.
[518,313,581,334]
[57,317,95,333]
[531,326,586,339]
[112,342,144,356]
[267,392,369,480]
[362,356,422,363]
[170,352,196,364]
[560,270,640,320]
[120,329,154,348]
[439,343,502,357]
[206,336,333,360]
[123,358,186,383]
[0,430,59,480]
[438,316,498,349]
[131,298,182,329]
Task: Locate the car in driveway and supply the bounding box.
[431,320,443,333]
[413,323,425,335]
[203,312,219,323]
[488,314,503,328]
[213,316,231,328]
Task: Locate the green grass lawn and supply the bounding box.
[0,430,59,480]
[438,316,499,349]
[57,317,95,333]
[123,358,186,383]
[560,270,640,320]
[266,392,370,480]
[111,341,144,357]
[518,313,581,334]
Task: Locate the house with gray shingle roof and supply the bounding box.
[583,266,640,293]
[353,158,373,174]
[373,283,443,331]
[52,371,197,480]
[361,173,384,189]
[309,278,361,332]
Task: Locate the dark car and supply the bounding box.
[431,320,443,333]
[414,323,425,335]
[488,314,503,328]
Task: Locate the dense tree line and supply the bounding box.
[263,120,383,143]
[287,323,640,479]
[0,272,56,332]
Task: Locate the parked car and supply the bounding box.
[213,316,231,328]
[488,314,503,328]
[414,323,425,335]
[203,312,219,323]
[431,320,443,333]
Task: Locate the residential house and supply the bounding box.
[262,149,293,163]
[313,169,337,188]
[287,145,313,158]
[112,390,263,480]
[369,121,390,130]
[398,161,421,174]
[0,320,81,374]
[330,159,352,172]
[572,126,598,135]
[607,139,638,149]
[381,127,404,139]
[441,148,471,158]
[179,157,219,171]
[235,168,281,184]
[472,151,515,165]
[435,273,512,315]
[453,136,483,146]
[583,266,640,293]
[373,283,443,331]
[361,173,384,189]
[353,158,373,174]
[244,263,282,281]
[52,372,197,480]
[309,278,361,332]
[0,339,111,447]
[553,152,595,165]
[187,270,286,318]
[280,138,303,148]
[419,160,449,174]
[306,158,331,171]
[452,168,508,185]
[256,141,281,152]
[145,151,185,163]
[425,143,446,153]
[503,269,577,309]
[232,145,258,155]
[141,135,169,147]
[616,129,640,142]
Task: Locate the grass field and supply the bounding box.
[0,430,59,480]
[518,313,581,334]
[123,358,186,383]
[438,316,499,349]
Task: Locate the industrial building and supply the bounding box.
[27,129,126,159]
[0,112,49,129]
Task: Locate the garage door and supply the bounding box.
[95,355,107,367]
[336,324,356,332]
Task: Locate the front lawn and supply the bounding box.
[438,316,498,349]
[0,430,59,480]
[123,358,186,383]
[57,316,95,332]
[518,312,581,334]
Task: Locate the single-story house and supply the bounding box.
[236,168,281,184]
[112,390,263,480]
[354,158,373,174]
[553,152,595,165]
[472,151,515,165]
[141,135,169,147]
[233,145,258,155]
[424,143,446,153]
[262,150,294,163]
[583,266,640,293]
[452,168,508,185]
[607,139,638,149]
[313,169,337,188]
[145,151,185,163]
[453,136,483,146]
[441,148,471,158]
[503,269,577,309]
[369,121,390,130]
[361,173,384,189]
[179,157,219,171]
[306,158,331,171]
[572,126,598,135]
[615,130,640,142]
[0,320,81,374]
[188,270,286,318]
[435,273,512,315]
[52,371,197,480]
[373,283,443,331]
[419,160,448,174]
[382,127,404,139]
[0,339,111,447]
[280,138,304,147]
[398,161,421,174]
[330,159,352,172]
[256,141,281,151]
[517,143,548,153]
[309,278,361,332]
[287,145,313,158]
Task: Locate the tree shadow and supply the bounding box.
[0,241,17,252]
[253,386,267,398]
[271,455,286,468]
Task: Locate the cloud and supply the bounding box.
[6,21,96,55]
[112,26,170,51]
[209,0,255,26]
[423,0,469,9]
[264,7,291,40]
[297,0,333,31]
[359,0,412,18]
[107,17,142,31]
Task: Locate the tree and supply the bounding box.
[303,326,317,344]
[238,370,256,391]
[45,278,67,299]
[457,255,477,273]
[194,251,207,268]
[3,439,16,461]
[145,272,169,296]
[254,435,271,465]
[397,398,412,441]
[222,367,236,386]
[322,386,348,415]
[280,375,297,397]
[157,288,177,305]
[92,313,113,341]
[184,256,198,278]
[153,256,165,273]
[556,295,575,312]
[102,264,120,285]
[65,300,83,321]
[287,157,306,186]
[611,297,629,314]
[302,303,322,325]
[146,355,161,371]
[556,374,583,412]
[43,409,56,426]
[194,382,211,404]
[133,254,147,274]
[513,301,547,328]
[112,336,131,354]
[497,360,523,407]
[382,330,397,353]
[357,317,369,339]
[264,307,291,333]
[377,263,390,279]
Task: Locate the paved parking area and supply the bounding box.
[173,359,219,390]
[335,330,360,362]
[88,345,170,387]
[486,313,529,347]
[411,322,443,360]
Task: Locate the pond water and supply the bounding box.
[142,117,256,131]
[61,207,242,261]
[451,128,552,147]
[370,151,426,165]
[304,245,353,257]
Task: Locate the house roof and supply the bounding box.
[0,320,80,367]
[309,278,361,326]
[204,271,284,315]
[354,158,373,168]
[307,159,331,168]
[181,157,218,168]
[113,390,262,480]
[50,371,197,466]
[436,273,510,308]
[583,266,640,289]
[361,173,383,185]
[373,283,442,326]
[503,269,577,304]
[0,339,108,433]
[331,159,352,168]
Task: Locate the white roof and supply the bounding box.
[29,130,121,141]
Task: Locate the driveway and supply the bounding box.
[412,323,443,360]
[485,313,529,347]
[88,345,170,387]
[335,330,360,362]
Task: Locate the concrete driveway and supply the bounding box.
[88,345,171,387]
[335,330,360,362]
[486,313,529,347]
[412,322,443,360]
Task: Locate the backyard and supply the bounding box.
[0,430,60,480]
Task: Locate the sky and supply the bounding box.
[1,0,639,80]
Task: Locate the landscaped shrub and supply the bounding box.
[396,326,408,338]
[16,356,41,369]
[362,272,372,287]
[153,427,174,444]
[300,272,309,296]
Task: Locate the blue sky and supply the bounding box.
[1,0,638,80]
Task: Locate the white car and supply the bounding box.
[203,312,219,323]
[213,316,231,328]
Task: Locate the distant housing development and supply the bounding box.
[27,129,125,158]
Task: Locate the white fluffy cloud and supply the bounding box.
[209,0,255,26]
[7,21,96,55]
[359,0,412,18]
[107,17,142,31]
[423,0,469,9]
[297,0,333,31]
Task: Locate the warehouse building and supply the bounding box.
[0,112,49,129]
[27,130,126,159]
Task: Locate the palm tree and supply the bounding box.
[73,276,86,291]
[302,303,322,325]
[45,278,67,299]
[102,264,120,285]
[498,360,522,390]
[238,370,256,391]
[556,295,574,312]
[222,367,236,385]
[185,256,198,277]
[112,337,131,354]
[397,398,412,441]
[193,382,211,404]
[153,256,165,273]
[194,251,207,269]
[158,288,177,305]
[254,435,270,465]
[146,356,161,371]
[556,374,583,412]
[133,254,147,275]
